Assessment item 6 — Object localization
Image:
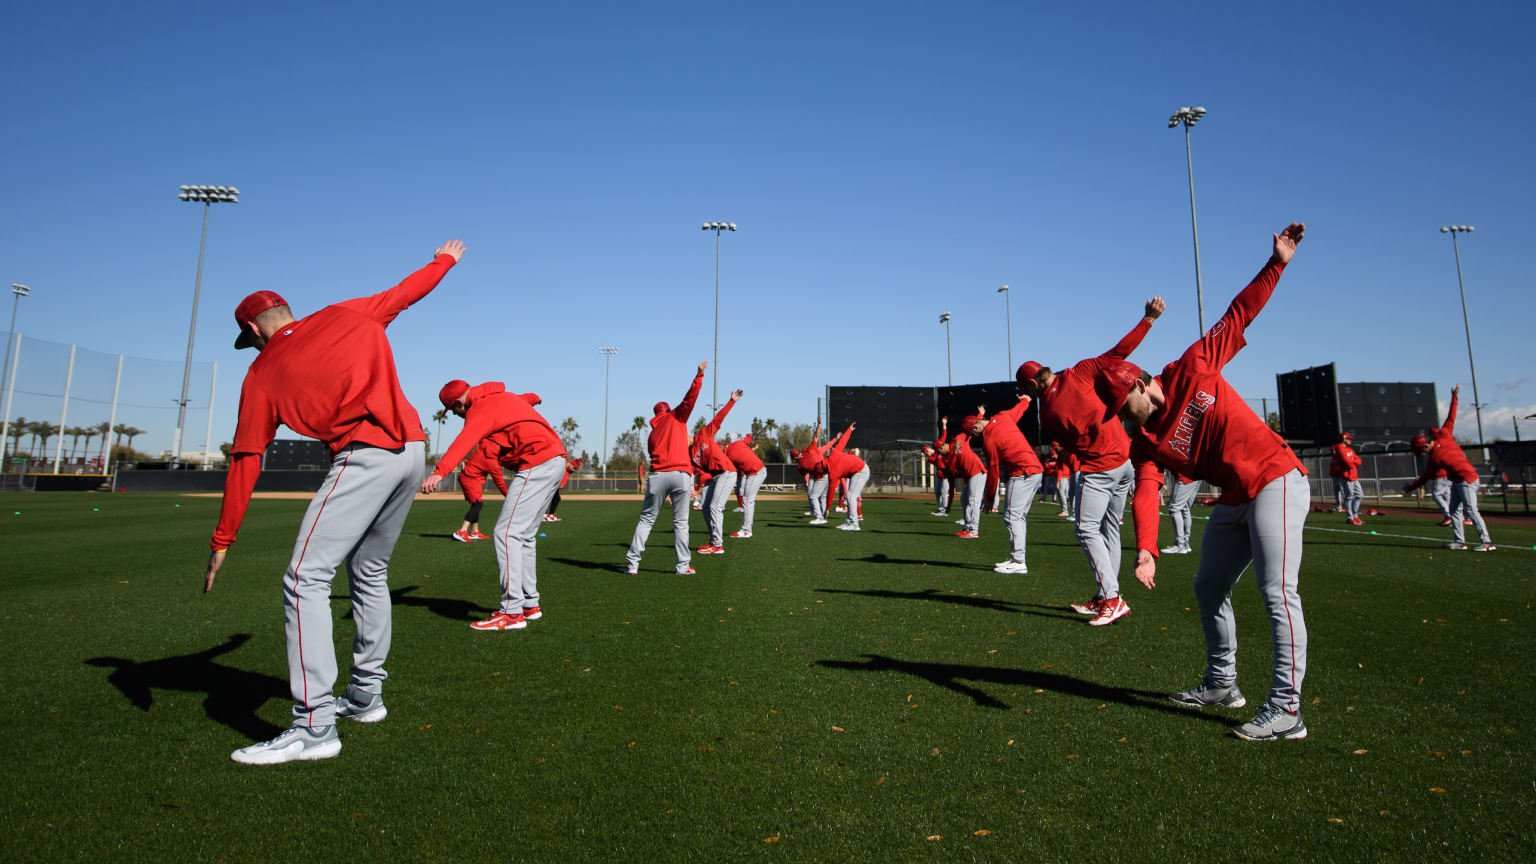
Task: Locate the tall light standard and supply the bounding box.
[1,282,31,458]
[598,346,618,478]
[939,312,952,385]
[173,184,238,467]
[1168,106,1208,335]
[1440,225,1486,452]
[701,221,736,411]
[997,284,1012,377]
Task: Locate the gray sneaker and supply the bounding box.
[335,691,387,724]
[1169,681,1247,709]
[1233,704,1308,742]
[231,724,341,765]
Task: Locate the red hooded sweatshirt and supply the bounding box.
[459,439,509,503]
[725,435,765,474]
[980,397,1044,504]
[648,370,705,473]
[948,432,985,479]
[1405,391,1480,488]
[1330,442,1362,482]
[691,399,738,475]
[823,426,866,499]
[431,382,565,480]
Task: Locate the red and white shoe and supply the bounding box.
[1348,517,1364,526]
[679,566,697,574]
[1462,519,1473,526]
[1437,517,1454,527]
[470,530,491,540]
[954,530,978,539]
[452,529,472,543]
[522,606,542,621]
[697,544,724,555]
[729,530,753,538]
[1068,598,1102,616]
[1474,544,1496,552]
[1089,596,1130,627]
[543,514,561,522]
[470,612,526,631]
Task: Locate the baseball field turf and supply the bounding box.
[1,492,1531,862]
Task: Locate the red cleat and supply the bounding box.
[1069,598,1102,616]
[954,530,978,539]
[522,606,542,621]
[1437,517,1454,527]
[452,529,472,543]
[696,544,724,555]
[470,612,526,631]
[1089,596,1130,627]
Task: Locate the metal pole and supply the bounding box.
[1449,231,1486,458]
[104,354,122,472]
[0,291,21,456]
[53,344,76,473]
[1003,288,1013,376]
[1,335,19,462]
[173,201,212,467]
[202,361,217,468]
[602,353,611,479]
[713,228,721,413]
[1184,123,1206,335]
[944,319,952,386]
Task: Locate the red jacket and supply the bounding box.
[560,457,584,488]
[432,383,566,479]
[797,439,828,477]
[1405,392,1479,488]
[981,397,1044,503]
[648,370,705,473]
[459,440,509,503]
[948,432,985,479]
[823,427,866,496]
[691,399,738,474]
[725,436,765,474]
[212,253,454,549]
[1129,258,1306,556]
[1037,316,1152,474]
[1330,442,1362,482]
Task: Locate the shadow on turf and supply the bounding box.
[816,586,1079,619]
[836,554,998,572]
[330,585,494,622]
[85,633,289,740]
[815,653,1230,723]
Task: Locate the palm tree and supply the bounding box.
[80,424,99,462]
[93,421,111,466]
[34,421,59,460]
[558,417,580,452]
[5,416,25,457]
[632,416,645,432]
[123,426,144,450]
[430,408,448,460]
[66,426,87,462]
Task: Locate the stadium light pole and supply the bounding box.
[997,284,1012,377]
[1,282,31,458]
[939,312,952,386]
[173,184,238,468]
[1440,224,1486,455]
[1168,106,1208,335]
[701,221,736,412]
[599,346,618,479]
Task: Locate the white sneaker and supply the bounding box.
[1177,545,1192,554]
[231,725,341,765]
[955,519,966,525]
[809,518,828,525]
[624,565,638,575]
[334,691,387,724]
[733,507,745,513]
[1160,545,1183,555]
[993,560,1028,574]
[837,522,861,531]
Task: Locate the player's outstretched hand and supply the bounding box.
[204,548,227,593]
[421,474,444,494]
[698,360,709,374]
[1134,550,1157,589]
[1144,296,1166,321]
[1452,384,1460,397]
[1272,222,1305,264]
[730,388,745,401]
[436,240,466,262]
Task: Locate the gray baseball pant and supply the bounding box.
[961,472,985,534]
[1068,472,1083,514]
[1450,480,1492,545]
[1430,476,1452,519]
[1345,479,1364,519]
[492,455,566,615]
[703,471,737,546]
[626,470,693,573]
[935,475,950,512]
[843,466,871,525]
[808,475,828,519]
[1054,476,1071,513]
[1193,469,1309,714]
[283,441,424,729]
[1167,476,1202,548]
[1332,477,1346,511]
[1003,473,1042,563]
[1073,460,1133,600]
[739,468,766,532]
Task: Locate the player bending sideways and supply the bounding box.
[1403,386,1494,551]
[725,434,766,538]
[821,423,870,531]
[205,240,464,765]
[796,417,831,523]
[691,389,743,554]
[966,396,1043,572]
[625,363,707,574]
[1019,295,1166,626]
[425,381,567,631]
[1102,222,1311,742]
[454,439,508,542]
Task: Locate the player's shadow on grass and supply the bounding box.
[837,553,998,572]
[548,556,622,572]
[816,653,1229,723]
[413,532,461,540]
[816,586,1079,619]
[85,633,288,741]
[331,586,494,622]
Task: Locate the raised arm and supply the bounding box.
[1198,223,1304,371]
[1101,296,1166,361]
[334,241,464,326]
[998,393,1032,423]
[704,389,743,439]
[1441,386,1459,436]
[674,362,708,424]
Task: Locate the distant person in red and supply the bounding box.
[1018,295,1166,627]
[425,380,567,632]
[455,439,507,542]
[822,422,870,531]
[1331,432,1364,524]
[1403,386,1493,551]
[928,417,955,516]
[544,456,583,522]
[1104,222,1310,742]
[691,389,744,554]
[941,423,987,538]
[797,418,830,524]
[1327,448,1346,512]
[725,434,766,538]
[965,395,1043,573]
[625,362,707,575]
[1425,458,1455,525]
[204,239,464,766]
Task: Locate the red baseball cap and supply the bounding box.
[1016,361,1044,388]
[1410,434,1428,451]
[233,290,288,349]
[961,415,982,434]
[653,401,670,416]
[438,379,470,408]
[1341,431,1353,441]
[1093,360,1144,422]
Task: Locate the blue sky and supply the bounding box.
[3,0,1533,460]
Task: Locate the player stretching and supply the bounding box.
[625,363,707,574]
[966,395,1043,571]
[454,439,508,542]
[929,418,954,515]
[725,434,766,538]
[822,423,870,530]
[1018,295,1165,626]
[692,390,743,554]
[1102,222,1311,741]
[797,418,831,523]
[1161,471,1201,554]
[205,240,464,765]
[1331,432,1364,525]
[1403,386,1494,551]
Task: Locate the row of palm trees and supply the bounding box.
[3,417,145,466]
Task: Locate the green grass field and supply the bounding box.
[2,492,1531,862]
